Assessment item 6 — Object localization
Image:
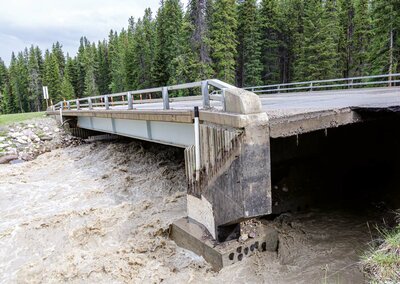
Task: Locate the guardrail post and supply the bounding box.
[88,98,93,110]
[104,95,109,110]
[350,79,354,89]
[162,87,170,110]
[67,101,71,110]
[201,80,210,108]
[127,92,133,110]
[221,88,226,112]
[277,85,281,94]
[76,100,80,110]
[310,82,313,91]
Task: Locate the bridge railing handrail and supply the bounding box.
[52,79,235,112]
[245,73,400,94]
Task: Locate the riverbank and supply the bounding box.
[363,217,400,283]
[0,115,79,164]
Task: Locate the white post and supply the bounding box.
[194,106,201,181]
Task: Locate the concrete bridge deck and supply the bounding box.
[51,86,400,138]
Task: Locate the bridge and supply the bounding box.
[47,74,400,269]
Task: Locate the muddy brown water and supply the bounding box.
[0,141,382,283]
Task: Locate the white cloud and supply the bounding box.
[0,0,188,65]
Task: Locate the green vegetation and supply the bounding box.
[0,0,399,114]
[0,112,45,126]
[363,223,400,283]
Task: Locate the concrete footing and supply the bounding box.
[170,217,278,271]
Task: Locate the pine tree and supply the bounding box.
[280,0,305,83]
[96,40,111,95]
[153,0,185,86]
[259,0,282,84]
[338,0,355,78]
[9,52,29,112]
[132,8,156,89]
[1,84,16,114]
[294,0,340,81]
[108,30,126,92]
[352,0,371,76]
[52,42,66,77]
[61,73,75,100]
[27,46,43,111]
[186,0,213,80]
[0,58,8,90]
[124,17,137,90]
[83,43,99,97]
[44,53,62,103]
[0,58,10,113]
[368,0,400,77]
[75,37,89,98]
[209,0,237,84]
[65,55,79,97]
[237,0,262,87]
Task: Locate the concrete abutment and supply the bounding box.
[182,88,272,241]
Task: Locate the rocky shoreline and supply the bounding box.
[0,117,81,164]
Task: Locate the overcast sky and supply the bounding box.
[0,0,188,66]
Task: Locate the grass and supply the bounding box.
[0,112,45,126]
[363,220,400,283]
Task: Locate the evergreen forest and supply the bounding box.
[0,0,399,113]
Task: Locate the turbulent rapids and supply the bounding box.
[0,119,388,283]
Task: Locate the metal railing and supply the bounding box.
[245,73,400,95]
[52,79,235,112]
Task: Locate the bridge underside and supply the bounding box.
[270,109,400,215]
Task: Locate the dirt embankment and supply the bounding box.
[0,118,386,283]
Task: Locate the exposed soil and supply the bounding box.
[0,121,386,283]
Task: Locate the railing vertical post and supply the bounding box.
[127,92,133,110]
[88,98,93,110]
[277,85,281,94]
[221,88,226,112]
[67,101,71,110]
[350,79,354,89]
[76,100,80,110]
[104,95,109,110]
[194,106,201,181]
[310,82,313,91]
[201,80,210,108]
[162,87,170,110]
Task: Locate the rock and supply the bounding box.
[40,136,53,141]
[0,154,18,164]
[239,233,249,242]
[22,129,35,138]
[19,152,32,161]
[43,127,49,131]
[9,159,24,164]
[16,137,27,144]
[0,137,5,142]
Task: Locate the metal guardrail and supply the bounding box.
[52,79,234,112]
[52,74,400,112]
[245,73,400,95]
